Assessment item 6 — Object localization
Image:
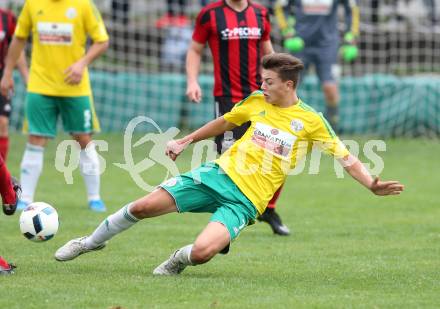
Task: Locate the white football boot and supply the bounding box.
[55,236,106,261]
[153,250,188,275]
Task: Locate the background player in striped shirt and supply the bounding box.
[0,7,28,161]
[186,0,291,235]
[54,53,403,276]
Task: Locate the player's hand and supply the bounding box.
[64,60,86,85]
[340,32,359,62]
[0,74,14,99]
[369,177,404,196]
[186,82,202,103]
[284,36,304,53]
[340,44,359,62]
[165,138,193,161]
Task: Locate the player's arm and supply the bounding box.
[16,50,28,85]
[1,37,26,98]
[167,94,254,160]
[260,5,274,56]
[340,0,360,62]
[64,40,109,85]
[343,0,360,37]
[339,154,404,196]
[311,115,403,196]
[166,117,236,160]
[186,40,204,103]
[261,40,274,56]
[184,117,236,144]
[182,94,254,144]
[82,41,109,66]
[273,0,306,53]
[273,0,295,37]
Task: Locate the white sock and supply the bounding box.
[79,143,101,201]
[85,203,139,248]
[174,244,194,265]
[20,143,44,203]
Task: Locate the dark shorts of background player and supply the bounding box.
[214,96,250,155]
[293,43,339,83]
[0,94,11,118]
[0,70,11,118]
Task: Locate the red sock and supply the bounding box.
[0,136,9,162]
[267,184,284,209]
[0,156,15,205]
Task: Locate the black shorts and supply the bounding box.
[214,96,250,155]
[0,93,11,118]
[0,70,11,118]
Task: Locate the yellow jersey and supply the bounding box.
[15,0,109,96]
[215,90,350,214]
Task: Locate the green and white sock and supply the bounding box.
[174,244,194,265]
[85,203,139,248]
[20,143,44,203]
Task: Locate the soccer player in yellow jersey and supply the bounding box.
[55,53,404,275]
[0,0,109,212]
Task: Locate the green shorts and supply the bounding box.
[23,92,100,138]
[160,163,257,242]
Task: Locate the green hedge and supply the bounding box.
[9,72,440,136]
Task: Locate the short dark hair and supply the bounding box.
[262,53,304,88]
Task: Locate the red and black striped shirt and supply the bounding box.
[0,9,16,70]
[192,0,271,103]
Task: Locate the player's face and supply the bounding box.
[261,69,291,105]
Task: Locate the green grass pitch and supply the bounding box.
[1,133,439,308]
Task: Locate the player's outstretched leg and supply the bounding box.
[55,188,177,261]
[55,203,140,261]
[153,221,230,275]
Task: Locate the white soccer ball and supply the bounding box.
[19,202,59,242]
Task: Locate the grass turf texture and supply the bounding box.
[1,133,439,308]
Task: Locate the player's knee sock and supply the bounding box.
[85,203,139,248]
[174,244,194,266]
[0,136,9,161]
[0,156,15,205]
[20,143,44,203]
[267,184,283,209]
[79,143,101,201]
